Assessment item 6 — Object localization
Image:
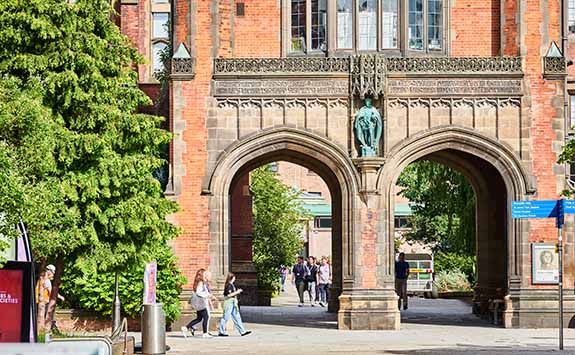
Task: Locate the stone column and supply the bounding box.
[338,158,400,330]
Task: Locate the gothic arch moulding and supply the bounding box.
[378,126,534,285]
[203,127,361,284]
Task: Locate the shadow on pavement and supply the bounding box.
[241,305,338,329]
[400,297,498,328]
[386,347,574,354]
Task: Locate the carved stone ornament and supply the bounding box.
[350,54,386,99]
[543,57,567,80]
[543,41,567,80]
[171,58,195,79]
[354,98,383,157]
[171,43,195,80]
[386,57,522,74]
[213,57,350,75]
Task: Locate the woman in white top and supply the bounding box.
[318,256,332,308]
[182,268,214,338]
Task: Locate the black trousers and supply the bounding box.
[187,309,209,333]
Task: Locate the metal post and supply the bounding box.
[559,226,564,351]
[112,272,121,333]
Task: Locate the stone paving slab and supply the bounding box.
[137,289,575,354]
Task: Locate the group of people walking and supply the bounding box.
[182,255,332,338]
[291,255,332,307]
[181,269,252,338]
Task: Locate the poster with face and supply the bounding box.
[143,260,157,305]
[532,243,559,284]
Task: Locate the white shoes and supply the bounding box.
[202,333,213,338]
[180,326,188,338]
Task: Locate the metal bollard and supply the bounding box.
[142,303,166,355]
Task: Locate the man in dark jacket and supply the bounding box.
[292,256,309,307]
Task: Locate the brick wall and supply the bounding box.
[275,162,332,204]
[233,0,281,57]
[120,0,152,83]
[451,0,500,56]
[522,0,565,287]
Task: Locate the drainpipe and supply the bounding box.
[562,0,571,189]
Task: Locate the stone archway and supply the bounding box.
[203,127,361,317]
[378,126,533,326]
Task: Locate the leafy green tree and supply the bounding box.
[0,0,180,326]
[397,160,476,256]
[250,166,307,291]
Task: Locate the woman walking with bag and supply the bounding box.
[218,273,252,337]
[182,268,214,338]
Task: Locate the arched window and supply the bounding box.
[284,0,446,55]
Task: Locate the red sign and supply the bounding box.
[0,269,23,342]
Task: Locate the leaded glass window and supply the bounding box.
[337,0,353,49]
[311,0,327,51]
[570,0,575,33]
[408,0,424,50]
[427,0,442,50]
[358,0,377,50]
[382,0,399,49]
[291,0,307,52]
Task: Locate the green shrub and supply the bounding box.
[433,269,472,292]
[59,243,185,323]
[434,251,476,284]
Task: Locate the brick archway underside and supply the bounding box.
[379,126,532,317]
[205,128,360,312]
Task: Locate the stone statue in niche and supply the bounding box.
[354,98,382,157]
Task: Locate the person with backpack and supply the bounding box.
[306,256,319,307]
[217,272,252,337]
[292,256,309,307]
[182,268,215,338]
[318,256,332,308]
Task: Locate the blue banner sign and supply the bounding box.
[563,200,575,214]
[511,200,559,219]
[512,200,575,228]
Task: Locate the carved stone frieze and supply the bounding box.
[387,79,522,96]
[213,57,350,75]
[212,79,349,97]
[215,97,349,109]
[386,57,522,74]
[213,56,522,76]
[387,97,521,108]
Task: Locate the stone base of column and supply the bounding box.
[337,288,400,330]
[504,289,575,328]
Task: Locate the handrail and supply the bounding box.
[110,317,128,355]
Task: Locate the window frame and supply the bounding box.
[283,0,448,56]
[149,2,171,82]
[404,0,447,55]
[314,216,333,229]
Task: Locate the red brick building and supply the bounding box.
[117,0,574,329]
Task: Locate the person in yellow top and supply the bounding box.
[36,265,64,332]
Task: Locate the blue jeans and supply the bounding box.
[318,283,329,304]
[218,299,246,335]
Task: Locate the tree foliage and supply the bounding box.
[397,160,476,256]
[0,0,181,322]
[60,242,185,323]
[250,166,307,290]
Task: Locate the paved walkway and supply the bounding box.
[142,287,575,354]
